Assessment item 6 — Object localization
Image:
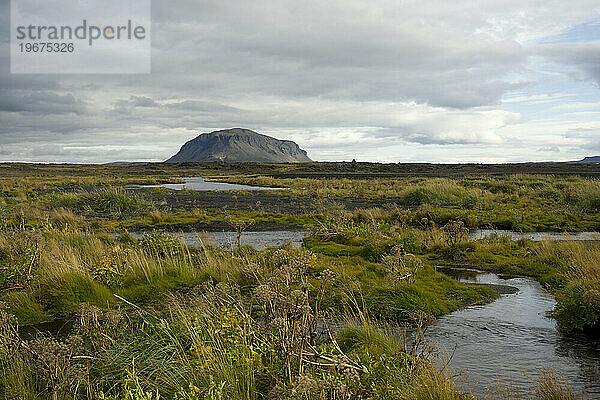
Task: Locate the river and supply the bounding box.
[429,266,600,398]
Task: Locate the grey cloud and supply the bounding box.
[144,3,528,109]
[129,96,159,108]
[563,128,600,152]
[0,74,62,91]
[0,92,86,114]
[1,0,600,162]
[537,42,600,85]
[537,146,560,152]
[111,96,160,113]
[166,100,243,113]
[564,127,599,139]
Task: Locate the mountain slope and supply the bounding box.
[574,156,600,163]
[165,128,312,163]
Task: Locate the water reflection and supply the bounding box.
[128,176,286,192]
[127,230,305,250]
[435,266,480,281]
[18,319,74,340]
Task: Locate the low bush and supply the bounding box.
[552,282,600,332]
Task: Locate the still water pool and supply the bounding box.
[129,176,286,191]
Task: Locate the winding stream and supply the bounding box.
[430,267,600,398]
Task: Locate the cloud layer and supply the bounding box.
[1,0,599,162]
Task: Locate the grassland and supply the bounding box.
[0,162,598,399]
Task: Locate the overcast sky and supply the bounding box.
[1,0,599,163]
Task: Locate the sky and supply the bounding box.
[0,0,599,163]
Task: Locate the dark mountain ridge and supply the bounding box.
[574,156,600,163]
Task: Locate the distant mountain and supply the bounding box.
[165,128,312,163]
[105,161,148,165]
[573,156,600,163]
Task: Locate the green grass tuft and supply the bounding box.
[50,187,153,219]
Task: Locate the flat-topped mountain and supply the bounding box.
[165,128,312,163]
[574,156,600,163]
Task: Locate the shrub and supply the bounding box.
[552,281,600,332]
[578,193,600,213]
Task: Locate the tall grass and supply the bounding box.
[0,224,591,398]
[404,359,469,400]
[531,241,600,331]
[50,187,153,218]
[171,299,258,398]
[0,228,253,325]
[564,180,600,212]
[535,241,600,282]
[0,308,37,399]
[534,369,582,400]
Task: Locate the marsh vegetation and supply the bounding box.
[0,163,598,399]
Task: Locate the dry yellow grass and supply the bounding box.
[535,241,600,282]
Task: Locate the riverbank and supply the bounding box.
[0,226,500,399]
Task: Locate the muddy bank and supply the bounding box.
[465,282,519,294]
